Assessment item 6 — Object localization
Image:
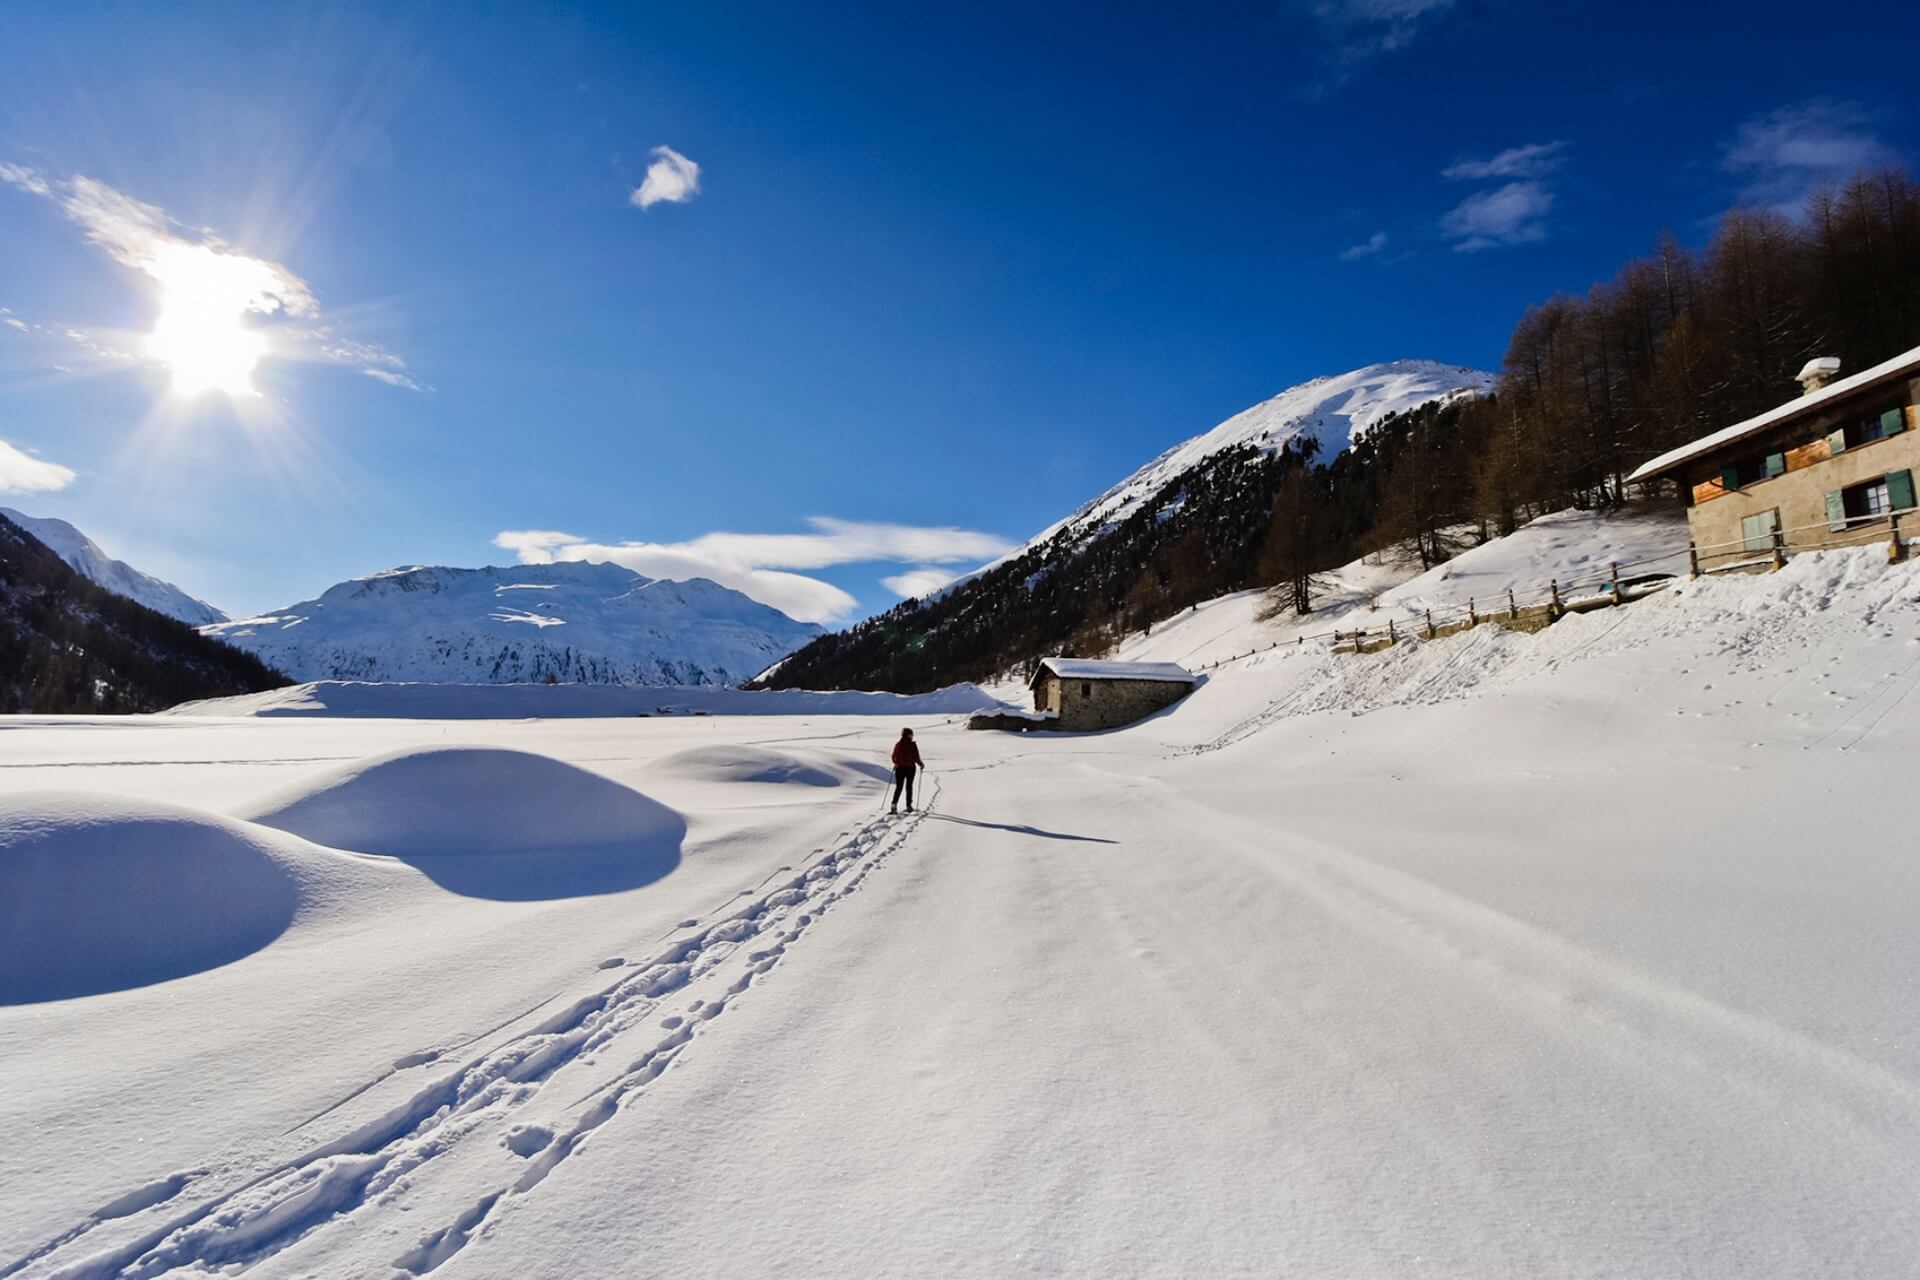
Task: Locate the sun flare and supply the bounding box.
[144,242,279,398]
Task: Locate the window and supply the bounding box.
[1719,452,1789,491]
[1829,470,1917,531]
[1828,405,1908,454]
[1741,509,1779,552]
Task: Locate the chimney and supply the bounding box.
[1796,357,1841,396]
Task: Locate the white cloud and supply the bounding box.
[881,567,960,599]
[1299,0,1457,83]
[494,517,1014,624]
[1442,141,1567,182]
[361,367,429,392]
[1723,100,1897,211]
[0,162,50,196]
[0,164,417,389]
[0,438,76,493]
[630,145,702,209]
[1339,231,1389,261]
[1441,180,1554,251]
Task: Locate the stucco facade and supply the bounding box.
[1655,371,1920,565]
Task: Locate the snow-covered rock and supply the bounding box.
[0,506,227,625]
[200,561,823,687]
[1008,359,1493,560]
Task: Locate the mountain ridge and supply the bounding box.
[762,359,1494,692]
[1006,359,1494,564]
[203,559,822,688]
[0,507,228,625]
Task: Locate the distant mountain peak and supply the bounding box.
[1022,360,1494,559]
[0,506,228,625]
[206,559,821,687]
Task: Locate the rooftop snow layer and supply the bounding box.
[1628,342,1920,481]
[1036,658,1196,684]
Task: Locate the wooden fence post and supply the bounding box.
[1689,541,1701,578]
[1610,560,1622,605]
[1891,512,1906,563]
[1771,526,1786,571]
[1387,618,1397,644]
[1550,580,1562,618]
[1426,609,1435,639]
[1507,588,1517,619]
[1469,597,1477,626]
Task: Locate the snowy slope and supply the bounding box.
[11,532,1920,1277]
[0,507,227,625]
[201,561,822,688]
[1010,359,1493,559]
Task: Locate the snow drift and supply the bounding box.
[238,747,686,900]
[653,744,887,788]
[0,795,301,1003]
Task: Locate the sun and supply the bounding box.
[144,242,277,398]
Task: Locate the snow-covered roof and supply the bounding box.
[1033,657,1196,686]
[1629,343,1920,482]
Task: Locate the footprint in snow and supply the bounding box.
[505,1125,554,1158]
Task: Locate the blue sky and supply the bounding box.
[2,0,1916,622]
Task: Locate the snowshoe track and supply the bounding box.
[8,789,936,1280]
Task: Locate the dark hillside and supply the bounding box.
[0,513,288,713]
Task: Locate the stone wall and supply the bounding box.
[1049,676,1193,731]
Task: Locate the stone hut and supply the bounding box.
[1628,346,1920,568]
[1025,657,1196,731]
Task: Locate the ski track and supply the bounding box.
[1160,787,1920,1179]
[9,788,937,1280]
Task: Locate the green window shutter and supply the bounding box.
[1826,490,1848,532]
[1764,452,1785,477]
[1889,469,1917,511]
[1882,408,1906,437]
[1827,426,1849,454]
[1721,465,1740,491]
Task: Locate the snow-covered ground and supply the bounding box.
[7,528,1920,1277]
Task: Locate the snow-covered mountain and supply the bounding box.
[201,561,822,687]
[0,507,228,625]
[1014,359,1493,559]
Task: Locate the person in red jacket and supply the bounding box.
[889,727,923,813]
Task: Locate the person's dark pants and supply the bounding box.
[891,766,916,809]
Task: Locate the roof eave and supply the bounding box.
[1626,343,1920,485]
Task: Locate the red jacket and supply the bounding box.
[891,738,923,769]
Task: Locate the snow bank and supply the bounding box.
[169,680,1011,720]
[238,748,686,900]
[652,745,885,788]
[0,795,302,1003]
[1380,507,1689,613]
